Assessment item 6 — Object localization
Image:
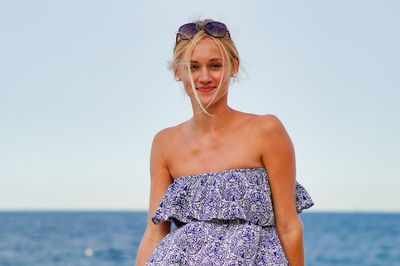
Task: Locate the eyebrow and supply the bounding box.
[190,58,222,63]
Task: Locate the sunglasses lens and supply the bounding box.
[178,23,199,40]
[204,22,227,38]
[176,21,229,42]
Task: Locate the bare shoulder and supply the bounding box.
[228,111,287,139]
[255,114,294,161]
[230,110,263,128]
[245,113,287,136]
[256,113,283,129]
[152,121,187,148]
[251,114,293,157]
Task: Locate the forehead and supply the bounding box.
[189,38,223,61]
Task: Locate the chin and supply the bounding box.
[200,96,223,108]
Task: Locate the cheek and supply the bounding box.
[182,74,193,87]
[181,71,199,89]
[181,77,195,95]
[215,71,230,86]
[216,72,224,82]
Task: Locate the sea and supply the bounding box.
[0,211,399,266]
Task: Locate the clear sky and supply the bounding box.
[1,0,399,212]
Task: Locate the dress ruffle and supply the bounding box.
[152,168,314,228]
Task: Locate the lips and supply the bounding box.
[196,86,215,92]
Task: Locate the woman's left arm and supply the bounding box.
[259,114,304,266]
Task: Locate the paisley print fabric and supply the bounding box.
[146,168,314,265]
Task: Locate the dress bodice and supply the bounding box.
[151,168,314,228]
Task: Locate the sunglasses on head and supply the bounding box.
[176,21,230,43]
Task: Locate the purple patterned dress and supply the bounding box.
[145,168,314,265]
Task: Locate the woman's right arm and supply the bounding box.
[135,130,174,265]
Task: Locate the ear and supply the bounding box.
[231,57,240,77]
[174,68,181,81]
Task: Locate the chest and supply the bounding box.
[166,129,262,178]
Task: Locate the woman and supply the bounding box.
[136,19,313,265]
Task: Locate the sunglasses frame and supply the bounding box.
[176,21,230,43]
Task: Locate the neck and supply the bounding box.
[189,97,234,135]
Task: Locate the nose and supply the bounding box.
[198,67,212,84]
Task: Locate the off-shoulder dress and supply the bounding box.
[145,168,314,265]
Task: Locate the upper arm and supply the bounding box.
[145,129,174,236]
[259,115,301,231]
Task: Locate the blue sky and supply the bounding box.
[1,0,399,211]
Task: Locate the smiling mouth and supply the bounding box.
[196,87,215,92]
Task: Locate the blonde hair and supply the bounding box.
[171,19,240,115]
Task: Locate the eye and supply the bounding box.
[210,63,222,69]
[190,64,199,71]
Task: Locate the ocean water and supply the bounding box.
[0,211,399,266]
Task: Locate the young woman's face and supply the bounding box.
[176,38,232,109]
